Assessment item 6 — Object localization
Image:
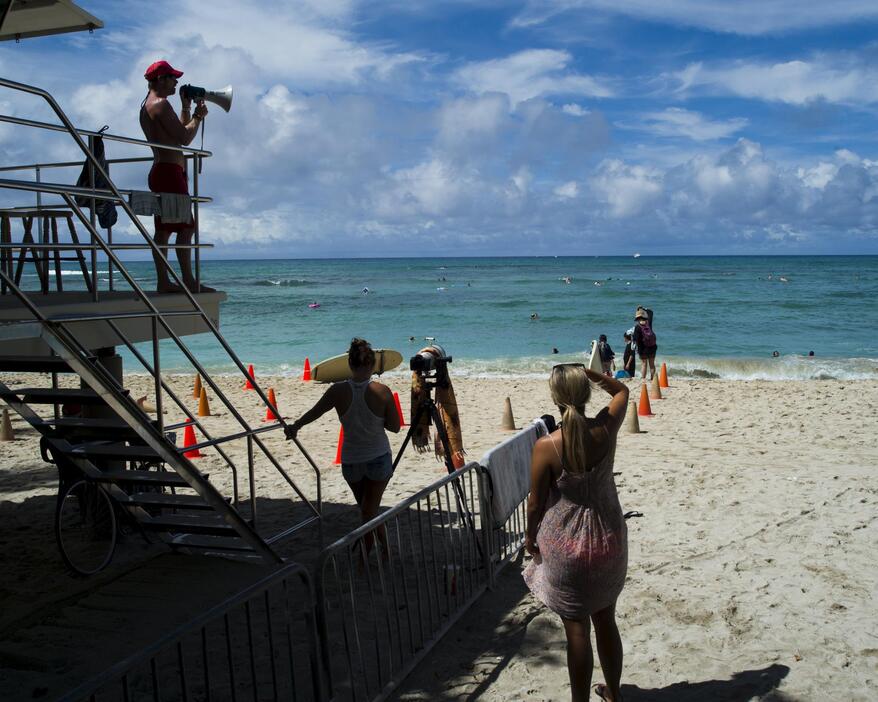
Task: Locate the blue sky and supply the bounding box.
[4,0,878,257]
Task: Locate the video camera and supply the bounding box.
[410,344,452,373]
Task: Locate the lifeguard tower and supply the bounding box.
[0,0,321,577]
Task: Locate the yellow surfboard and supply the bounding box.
[310,349,404,383]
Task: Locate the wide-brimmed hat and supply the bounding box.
[634,308,648,320]
[144,60,183,81]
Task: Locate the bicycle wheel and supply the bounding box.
[55,479,117,576]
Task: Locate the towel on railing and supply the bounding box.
[480,418,549,529]
[160,193,192,224]
[129,190,160,216]
[128,191,191,223]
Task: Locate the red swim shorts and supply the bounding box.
[148,162,194,232]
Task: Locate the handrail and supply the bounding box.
[0,243,214,250]
[0,176,212,203]
[0,112,212,156]
[0,75,323,548]
[0,156,154,173]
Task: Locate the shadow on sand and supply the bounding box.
[619,663,793,701]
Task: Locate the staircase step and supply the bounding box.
[139,514,240,536]
[68,442,162,461]
[95,469,190,487]
[0,355,78,373]
[38,417,138,437]
[9,387,108,405]
[170,534,256,552]
[126,492,220,511]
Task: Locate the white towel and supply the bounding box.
[160,193,192,224]
[129,190,159,216]
[480,418,549,529]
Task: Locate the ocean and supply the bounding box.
[40,256,878,380]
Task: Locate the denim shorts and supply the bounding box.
[342,452,394,483]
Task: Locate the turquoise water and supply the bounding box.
[40,256,878,379]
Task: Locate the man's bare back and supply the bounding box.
[140,95,188,167]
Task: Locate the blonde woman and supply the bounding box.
[524,364,629,702]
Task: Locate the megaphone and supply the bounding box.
[180,84,233,113]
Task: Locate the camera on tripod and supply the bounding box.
[410,344,453,373]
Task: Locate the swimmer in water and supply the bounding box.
[362,287,370,294]
[552,347,559,354]
[530,313,539,320]
[772,350,780,358]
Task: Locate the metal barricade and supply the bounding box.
[54,449,533,702]
[58,563,324,702]
[316,460,524,702]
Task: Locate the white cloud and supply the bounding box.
[674,59,878,105]
[437,94,510,152]
[625,107,748,141]
[590,160,662,217]
[554,181,579,198]
[453,49,612,105]
[512,1,878,36]
[562,103,590,116]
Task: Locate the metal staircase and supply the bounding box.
[0,78,322,575]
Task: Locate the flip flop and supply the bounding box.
[593,684,622,701]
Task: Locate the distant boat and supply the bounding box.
[633,253,641,258]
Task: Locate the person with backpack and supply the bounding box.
[633,306,657,380]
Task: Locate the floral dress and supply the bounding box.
[523,434,628,620]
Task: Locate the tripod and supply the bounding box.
[391,372,484,560]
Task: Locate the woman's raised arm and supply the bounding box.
[584,368,629,435]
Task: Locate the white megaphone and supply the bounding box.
[180,84,233,112]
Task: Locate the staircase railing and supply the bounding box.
[0,77,322,557]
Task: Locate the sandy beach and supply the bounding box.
[1,372,877,700]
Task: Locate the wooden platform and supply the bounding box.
[0,290,226,355]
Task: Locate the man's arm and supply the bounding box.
[150,98,205,146]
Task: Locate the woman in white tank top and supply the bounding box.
[286,338,401,557]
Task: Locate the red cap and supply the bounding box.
[144,60,183,81]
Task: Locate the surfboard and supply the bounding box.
[587,340,603,374]
[310,349,404,383]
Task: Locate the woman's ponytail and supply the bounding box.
[549,365,592,474]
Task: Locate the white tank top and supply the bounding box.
[340,379,391,463]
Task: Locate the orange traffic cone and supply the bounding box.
[192,374,202,399]
[244,364,255,390]
[637,384,654,417]
[393,392,407,426]
[264,388,279,422]
[182,420,202,458]
[198,387,211,417]
[302,357,312,382]
[659,362,669,389]
[333,426,344,465]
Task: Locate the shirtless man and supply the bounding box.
[139,60,212,293]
